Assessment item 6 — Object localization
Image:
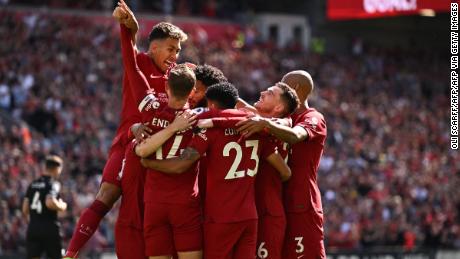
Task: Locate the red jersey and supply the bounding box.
[143,106,199,205]
[284,108,327,213]
[189,110,277,223]
[255,139,289,217]
[111,25,167,150]
[117,141,146,229]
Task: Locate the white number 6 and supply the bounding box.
[257,242,268,258]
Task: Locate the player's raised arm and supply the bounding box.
[135,111,197,158]
[114,0,139,43]
[140,147,201,174]
[114,1,148,105]
[264,151,291,182]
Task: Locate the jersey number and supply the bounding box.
[223,140,259,180]
[295,236,304,253]
[31,191,42,214]
[155,135,184,160]
[257,242,268,258]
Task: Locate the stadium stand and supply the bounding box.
[0,7,458,256]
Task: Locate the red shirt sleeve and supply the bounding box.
[260,136,277,159]
[188,129,211,156]
[295,112,327,143]
[120,24,150,107]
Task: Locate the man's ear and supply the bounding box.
[274,103,285,116]
[149,41,158,53]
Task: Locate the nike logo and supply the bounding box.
[150,74,164,79]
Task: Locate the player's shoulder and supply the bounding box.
[296,108,325,124]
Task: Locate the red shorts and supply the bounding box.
[257,215,286,259]
[204,219,257,259]
[101,143,126,188]
[143,202,202,256]
[115,224,146,259]
[283,211,326,259]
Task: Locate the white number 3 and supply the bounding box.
[257,242,268,258]
[295,236,304,253]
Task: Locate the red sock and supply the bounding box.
[65,200,110,258]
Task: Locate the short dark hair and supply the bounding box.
[277,82,299,117]
[194,64,227,87]
[168,64,196,99]
[45,155,63,170]
[205,82,239,109]
[148,22,187,43]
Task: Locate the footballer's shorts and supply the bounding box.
[204,219,257,259]
[26,231,62,259]
[115,224,146,259]
[257,215,286,259]
[101,143,125,188]
[282,211,326,259]
[144,202,202,256]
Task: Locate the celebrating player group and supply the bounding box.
[63,1,327,259]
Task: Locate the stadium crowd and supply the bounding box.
[0,9,459,256]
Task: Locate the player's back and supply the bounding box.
[25,176,60,231]
[284,108,327,213]
[144,106,199,205]
[190,122,276,223]
[255,140,289,217]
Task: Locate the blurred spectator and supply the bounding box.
[0,9,458,256]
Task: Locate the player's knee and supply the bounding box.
[96,182,121,207]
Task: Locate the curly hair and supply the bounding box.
[194,64,228,87]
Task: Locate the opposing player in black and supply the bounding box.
[22,155,67,259]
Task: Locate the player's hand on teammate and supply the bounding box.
[171,110,198,132]
[131,122,153,143]
[236,116,269,138]
[115,0,139,33]
[140,158,153,168]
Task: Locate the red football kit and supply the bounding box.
[255,139,289,259]
[188,113,277,259]
[101,24,167,188]
[66,24,168,259]
[115,141,147,259]
[282,108,327,259]
[114,24,168,259]
[142,106,202,257]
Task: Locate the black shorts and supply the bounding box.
[26,233,62,259]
